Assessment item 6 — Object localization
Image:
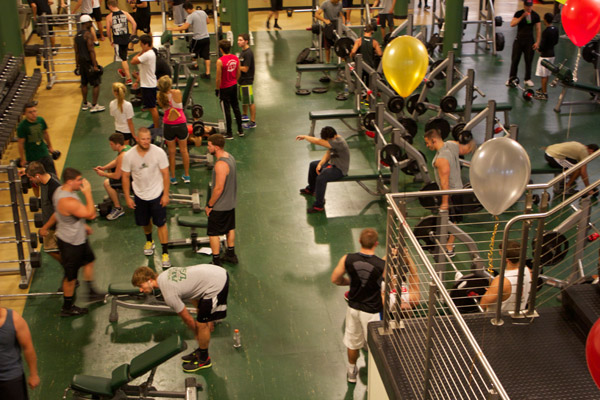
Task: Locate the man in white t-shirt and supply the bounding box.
[131,264,229,372]
[131,34,160,128]
[121,128,171,267]
[170,1,211,79]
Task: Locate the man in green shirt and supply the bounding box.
[17,102,57,177]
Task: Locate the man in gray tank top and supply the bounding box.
[205,134,238,266]
[424,129,475,256]
[53,168,105,317]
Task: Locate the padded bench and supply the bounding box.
[168,215,224,253]
[66,335,199,399]
[308,109,360,136]
[332,169,393,196]
[295,63,343,91]
[454,102,512,126]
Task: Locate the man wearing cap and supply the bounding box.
[506,0,541,88]
[74,15,105,113]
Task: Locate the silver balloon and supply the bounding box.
[469,137,531,216]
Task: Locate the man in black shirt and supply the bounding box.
[506,0,541,88]
[106,0,136,86]
[74,15,105,113]
[28,0,57,55]
[534,13,559,100]
[237,34,256,129]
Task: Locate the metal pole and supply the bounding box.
[422,282,438,400]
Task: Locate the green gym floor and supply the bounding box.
[13,8,600,400]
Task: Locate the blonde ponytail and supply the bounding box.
[112,82,127,113]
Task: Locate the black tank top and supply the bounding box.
[75,29,91,63]
[111,10,130,45]
[346,252,385,313]
[360,36,376,68]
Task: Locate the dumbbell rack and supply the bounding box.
[0,163,41,289]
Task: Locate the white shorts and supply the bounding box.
[536,56,555,78]
[343,306,380,350]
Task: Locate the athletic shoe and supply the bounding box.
[535,88,543,95]
[94,41,100,47]
[87,290,107,303]
[307,205,325,214]
[237,131,245,137]
[299,187,314,196]
[162,253,171,268]
[190,64,199,70]
[424,5,430,9]
[144,241,155,256]
[170,177,178,185]
[446,245,455,258]
[181,349,200,363]
[117,68,126,78]
[274,23,282,30]
[241,114,249,122]
[106,207,125,221]
[222,252,239,265]
[125,79,133,86]
[90,104,106,113]
[81,102,92,111]
[347,365,358,383]
[224,133,234,140]
[60,305,88,317]
[242,121,256,129]
[534,92,548,100]
[524,79,535,87]
[200,73,211,79]
[505,80,511,87]
[183,357,212,372]
[52,49,58,56]
[182,175,191,184]
[266,20,270,29]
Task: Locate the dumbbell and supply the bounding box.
[51,150,61,160]
[508,77,534,101]
[0,251,42,269]
[0,232,39,249]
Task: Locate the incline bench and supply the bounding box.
[333,168,393,196]
[455,102,512,126]
[64,335,201,399]
[308,109,360,136]
[296,64,343,93]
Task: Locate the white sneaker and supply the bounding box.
[505,80,511,87]
[90,104,106,113]
[524,80,535,87]
[81,102,92,111]
[347,365,358,383]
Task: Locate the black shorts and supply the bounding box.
[196,273,229,322]
[57,238,96,281]
[114,43,128,62]
[116,130,135,144]
[0,374,28,400]
[80,62,101,87]
[342,0,353,8]
[449,194,464,224]
[91,7,102,22]
[207,208,235,236]
[544,152,576,169]
[36,155,57,176]
[134,193,167,227]
[270,0,283,11]
[109,178,122,190]
[164,122,188,141]
[190,37,210,60]
[379,13,394,28]
[141,87,157,109]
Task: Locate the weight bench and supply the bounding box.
[64,335,201,400]
[168,215,225,253]
[170,190,202,214]
[333,168,393,196]
[295,63,343,93]
[454,102,512,126]
[108,283,197,323]
[308,109,360,137]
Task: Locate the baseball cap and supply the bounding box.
[524,0,533,6]
[80,15,93,23]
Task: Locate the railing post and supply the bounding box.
[422,282,438,400]
[527,191,550,316]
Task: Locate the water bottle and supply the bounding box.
[233,329,241,348]
[526,12,531,24]
[588,232,600,242]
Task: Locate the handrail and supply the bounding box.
[386,194,510,399]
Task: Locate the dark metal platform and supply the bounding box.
[563,283,600,336]
[369,308,600,399]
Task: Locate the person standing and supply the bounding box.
[349,24,383,85]
[72,0,101,45]
[131,35,160,129]
[237,34,256,129]
[131,264,229,372]
[373,0,396,40]
[216,40,244,139]
[28,0,58,55]
[169,0,186,26]
[534,13,559,101]
[106,0,136,86]
[297,126,350,214]
[109,82,136,144]
[53,168,105,317]
[90,0,106,41]
[205,134,238,266]
[0,308,40,399]
[266,0,283,29]
[170,2,211,79]
[121,128,172,268]
[130,0,150,35]
[315,0,344,63]
[506,0,541,88]
[25,162,62,264]
[74,15,105,113]
[17,102,57,176]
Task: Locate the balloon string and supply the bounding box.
[487,217,500,275]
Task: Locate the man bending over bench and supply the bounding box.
[131,264,229,372]
[297,126,349,213]
[544,142,598,196]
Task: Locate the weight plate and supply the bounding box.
[425,117,450,140]
[418,182,442,211]
[414,215,440,253]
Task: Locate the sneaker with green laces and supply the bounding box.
[182,356,212,372]
[144,241,155,256]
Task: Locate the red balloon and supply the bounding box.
[586,318,600,389]
[562,0,600,47]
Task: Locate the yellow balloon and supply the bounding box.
[382,36,429,98]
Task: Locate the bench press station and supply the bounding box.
[63,335,201,399]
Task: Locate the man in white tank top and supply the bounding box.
[480,240,532,314]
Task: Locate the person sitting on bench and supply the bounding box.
[131,264,229,372]
[297,126,350,214]
[480,240,532,313]
[544,142,599,195]
[94,133,131,221]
